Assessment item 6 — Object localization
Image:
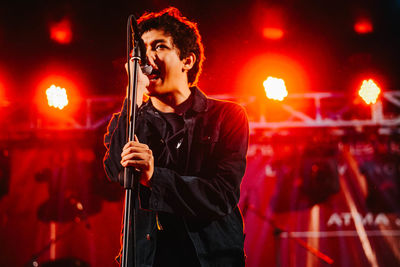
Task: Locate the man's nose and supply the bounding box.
[146,49,157,66]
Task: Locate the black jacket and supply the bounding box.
[103,87,249,266]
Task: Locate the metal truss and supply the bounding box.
[2,91,400,139]
[248,91,400,129]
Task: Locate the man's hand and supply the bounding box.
[121,136,154,187]
[125,61,150,107]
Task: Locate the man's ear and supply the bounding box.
[182,52,196,72]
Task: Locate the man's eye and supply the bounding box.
[155,44,167,50]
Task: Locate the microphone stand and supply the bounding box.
[121,15,141,267]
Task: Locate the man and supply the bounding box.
[103,7,249,267]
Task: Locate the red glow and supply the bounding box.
[236,53,309,97]
[262,27,284,40]
[354,19,373,34]
[358,79,380,104]
[251,4,286,40]
[49,18,73,44]
[263,77,288,101]
[0,81,6,107]
[0,69,10,108]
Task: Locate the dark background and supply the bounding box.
[1,2,400,266]
[1,0,399,100]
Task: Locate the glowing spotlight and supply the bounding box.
[46,85,69,110]
[49,18,73,44]
[263,77,288,101]
[354,19,373,34]
[358,79,380,104]
[262,27,284,40]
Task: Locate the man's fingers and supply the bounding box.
[121,146,150,158]
[121,158,151,168]
[123,140,149,150]
[121,151,151,161]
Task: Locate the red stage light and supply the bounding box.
[46,85,69,110]
[263,76,288,101]
[354,19,373,34]
[251,4,286,41]
[35,74,80,120]
[49,18,73,44]
[236,53,309,98]
[358,79,380,104]
[262,27,284,40]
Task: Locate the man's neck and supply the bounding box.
[150,86,192,113]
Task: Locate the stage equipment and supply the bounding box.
[263,76,288,101]
[28,166,94,266]
[247,90,400,129]
[359,79,380,105]
[2,91,400,137]
[354,18,373,34]
[49,18,73,44]
[300,145,340,204]
[46,85,69,110]
[25,223,90,267]
[120,14,152,267]
[240,199,334,265]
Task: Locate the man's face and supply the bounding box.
[142,29,187,96]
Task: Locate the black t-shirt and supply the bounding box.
[152,93,200,266]
[157,92,193,174]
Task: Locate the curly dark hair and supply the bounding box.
[137,7,204,86]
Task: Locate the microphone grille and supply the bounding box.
[141,65,153,75]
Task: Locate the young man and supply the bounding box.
[103,7,249,266]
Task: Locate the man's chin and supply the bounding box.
[146,83,168,97]
[146,88,162,97]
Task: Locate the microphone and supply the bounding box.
[130,16,153,75]
[137,38,153,75]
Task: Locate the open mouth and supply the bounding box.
[147,68,162,81]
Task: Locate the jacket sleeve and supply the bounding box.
[144,103,249,220]
[103,99,127,184]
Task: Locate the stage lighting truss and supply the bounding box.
[215,91,400,135]
[0,96,122,140]
[1,91,400,140]
[47,96,122,130]
[252,91,400,132]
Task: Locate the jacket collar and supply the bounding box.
[140,86,208,114]
[190,86,208,113]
